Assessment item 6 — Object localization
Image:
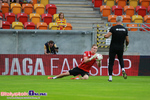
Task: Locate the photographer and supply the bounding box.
[44,40,58,54]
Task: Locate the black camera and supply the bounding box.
[55,47,59,49]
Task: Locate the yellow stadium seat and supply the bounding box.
[40,0,49,6]
[53,14,59,21]
[29,13,41,25]
[132,15,143,23]
[12,22,23,29]
[34,4,45,15]
[49,22,58,30]
[129,0,138,8]
[11,3,21,15]
[106,0,115,8]
[37,22,48,30]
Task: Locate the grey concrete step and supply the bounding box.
[57,10,99,14]
[64,14,101,18]
[50,1,92,5]
[65,18,102,21]
[57,7,94,11]
[55,4,93,8]
[67,20,103,24]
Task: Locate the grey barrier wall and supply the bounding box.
[0,30,94,54]
[0,29,150,55]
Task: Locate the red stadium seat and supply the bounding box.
[112,5,123,16]
[0,12,3,19]
[41,14,52,25]
[2,21,10,29]
[136,6,146,17]
[147,6,150,13]
[140,24,150,31]
[46,4,57,15]
[24,22,35,29]
[5,13,15,24]
[17,13,28,24]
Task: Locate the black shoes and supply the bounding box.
[122,70,127,79]
[108,79,112,82]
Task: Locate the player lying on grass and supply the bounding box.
[48,44,103,80]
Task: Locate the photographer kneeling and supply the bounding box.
[44,40,59,54]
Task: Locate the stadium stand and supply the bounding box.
[34,4,45,15]
[5,13,15,24]
[129,0,138,8]
[121,15,131,23]
[144,15,150,23]
[140,24,150,31]
[112,5,123,16]
[49,22,58,30]
[106,0,115,8]
[53,14,59,22]
[41,14,52,25]
[1,3,9,14]
[40,0,49,6]
[136,6,146,17]
[11,3,21,15]
[139,0,150,8]
[147,6,150,13]
[29,13,40,25]
[24,22,35,29]
[12,22,23,29]
[37,22,48,30]
[22,4,33,15]
[32,0,37,5]
[116,0,127,8]
[108,15,117,22]
[65,23,72,30]
[17,13,28,24]
[127,24,138,31]
[132,15,143,23]
[2,21,10,29]
[124,6,134,17]
[0,12,2,19]
[100,5,111,17]
[46,4,57,15]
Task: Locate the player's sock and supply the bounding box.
[109,75,112,80]
[53,76,57,79]
[122,68,125,72]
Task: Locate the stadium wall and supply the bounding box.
[0,30,150,55]
[0,54,149,76]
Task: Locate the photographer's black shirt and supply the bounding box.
[45,43,56,54]
[109,25,128,50]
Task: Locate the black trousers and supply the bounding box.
[108,48,124,75]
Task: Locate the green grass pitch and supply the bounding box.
[0,76,150,100]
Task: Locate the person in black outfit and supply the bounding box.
[44,40,58,54]
[104,16,129,82]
